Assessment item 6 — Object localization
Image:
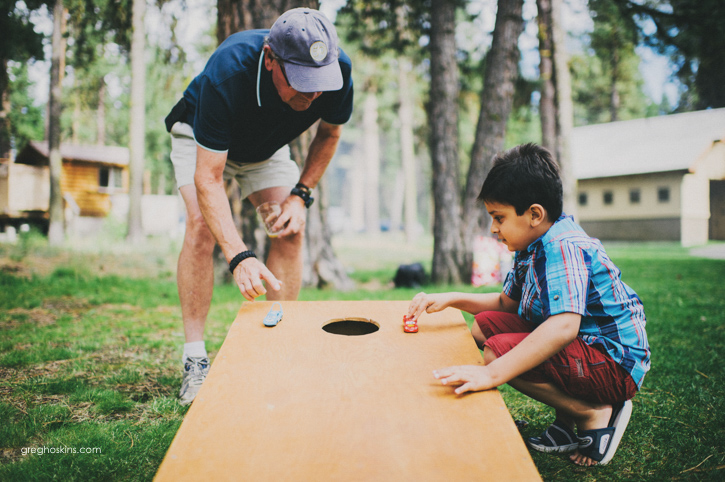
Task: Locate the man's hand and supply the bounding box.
[272,195,307,237]
[406,292,455,321]
[433,365,495,395]
[232,257,282,301]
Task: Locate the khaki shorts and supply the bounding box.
[169,122,300,199]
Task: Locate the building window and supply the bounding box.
[578,192,588,206]
[99,166,123,193]
[629,189,641,204]
[658,187,670,203]
[603,191,613,205]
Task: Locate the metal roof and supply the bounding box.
[15,141,130,167]
[571,108,725,179]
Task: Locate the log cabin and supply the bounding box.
[1,141,128,231]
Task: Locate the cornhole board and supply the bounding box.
[155,300,541,481]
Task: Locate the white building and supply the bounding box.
[571,108,725,246]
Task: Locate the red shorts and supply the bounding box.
[476,311,637,404]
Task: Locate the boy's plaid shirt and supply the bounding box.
[503,214,651,389]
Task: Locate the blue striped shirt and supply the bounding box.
[502,214,651,389]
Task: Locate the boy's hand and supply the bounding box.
[407,292,453,321]
[433,365,495,395]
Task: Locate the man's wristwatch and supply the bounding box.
[290,183,314,208]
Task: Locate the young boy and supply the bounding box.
[407,143,650,466]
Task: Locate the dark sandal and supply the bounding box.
[527,420,580,453]
[577,400,633,465]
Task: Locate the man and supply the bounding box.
[164,8,353,405]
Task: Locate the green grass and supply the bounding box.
[0,237,723,480]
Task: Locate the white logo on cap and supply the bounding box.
[309,41,327,62]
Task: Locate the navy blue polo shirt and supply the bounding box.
[181,29,354,164]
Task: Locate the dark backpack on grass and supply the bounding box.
[393,263,427,288]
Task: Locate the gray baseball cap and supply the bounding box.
[267,8,343,93]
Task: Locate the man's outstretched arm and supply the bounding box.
[194,145,281,300]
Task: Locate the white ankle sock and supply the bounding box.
[183,341,207,362]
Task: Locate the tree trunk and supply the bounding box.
[217,0,308,43]
[609,48,620,122]
[537,0,576,218]
[0,59,10,160]
[398,57,418,243]
[303,173,354,291]
[72,92,80,145]
[47,0,66,246]
[127,0,146,243]
[97,79,106,145]
[429,0,464,284]
[462,0,524,281]
[551,0,577,218]
[362,84,380,234]
[350,151,365,232]
[537,0,556,151]
[390,168,404,232]
[290,126,353,291]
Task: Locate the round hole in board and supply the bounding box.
[322,318,380,336]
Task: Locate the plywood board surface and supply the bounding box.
[155,300,540,481]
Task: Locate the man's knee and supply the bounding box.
[184,212,215,253]
[269,230,304,253]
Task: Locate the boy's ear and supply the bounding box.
[528,204,547,227]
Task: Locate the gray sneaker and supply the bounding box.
[179,356,210,406]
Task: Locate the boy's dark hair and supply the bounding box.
[478,143,563,221]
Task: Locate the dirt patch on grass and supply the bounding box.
[0,350,180,423]
[1,297,92,330]
[3,308,59,328]
[0,360,84,387]
[0,247,178,281]
[0,252,75,279]
[0,342,178,387]
[0,259,32,279]
[41,297,92,311]
[117,376,177,401]
[0,447,28,466]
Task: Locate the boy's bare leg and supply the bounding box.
[483,348,613,467]
[178,185,216,342]
[470,321,487,350]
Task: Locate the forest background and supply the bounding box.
[3,0,724,288]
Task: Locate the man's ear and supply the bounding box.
[529,204,547,227]
[263,45,274,71]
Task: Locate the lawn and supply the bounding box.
[1,232,724,481]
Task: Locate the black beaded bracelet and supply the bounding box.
[228,250,256,274]
[291,184,314,208]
